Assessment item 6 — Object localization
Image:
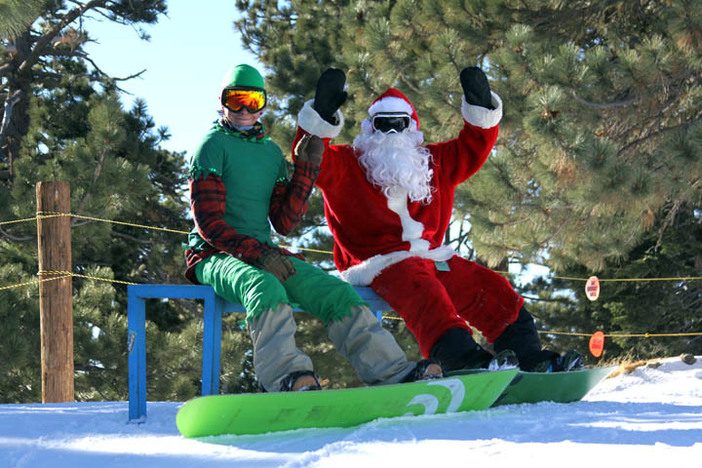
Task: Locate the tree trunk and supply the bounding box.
[36,181,74,403]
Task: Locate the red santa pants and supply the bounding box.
[370,255,524,358]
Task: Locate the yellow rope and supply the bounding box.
[39,270,138,286]
[381,318,702,339]
[380,315,403,321]
[1,212,700,292]
[552,275,702,282]
[537,330,702,338]
[1,271,136,292]
[0,216,37,226]
[376,314,702,338]
[4,212,700,341]
[2,270,699,340]
[281,245,332,255]
[0,273,72,291]
[33,212,325,253]
[36,211,190,235]
[6,212,701,281]
[37,270,74,276]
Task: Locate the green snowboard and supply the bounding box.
[176,368,518,438]
[446,365,616,407]
[493,365,616,406]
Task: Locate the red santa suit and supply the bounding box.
[294,88,524,358]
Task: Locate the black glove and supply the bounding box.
[460,66,494,109]
[294,133,324,166]
[313,68,347,124]
[253,249,296,283]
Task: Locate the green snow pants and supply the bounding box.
[195,253,415,391]
[195,253,365,324]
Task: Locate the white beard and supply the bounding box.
[353,131,434,203]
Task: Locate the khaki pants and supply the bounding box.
[248,304,415,391]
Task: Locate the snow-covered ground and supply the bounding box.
[1,356,700,467]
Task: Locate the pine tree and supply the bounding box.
[0,0,44,39]
[0,1,213,403]
[547,202,702,360]
[1,0,168,182]
[236,0,701,361]
[467,1,702,272]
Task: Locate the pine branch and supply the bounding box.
[538,215,573,250]
[618,116,701,159]
[0,61,13,77]
[17,0,108,76]
[398,72,421,93]
[656,179,701,249]
[571,92,636,109]
[84,53,147,82]
[0,224,34,242]
[0,89,22,149]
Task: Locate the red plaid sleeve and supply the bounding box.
[269,159,320,235]
[189,174,266,263]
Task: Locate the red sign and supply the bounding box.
[589,330,605,358]
[585,276,600,301]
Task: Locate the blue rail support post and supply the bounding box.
[127,284,231,422]
[127,283,390,422]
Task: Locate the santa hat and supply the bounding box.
[360,88,421,139]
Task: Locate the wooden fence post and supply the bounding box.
[36,181,74,403]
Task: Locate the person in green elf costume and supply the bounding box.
[183,64,442,392]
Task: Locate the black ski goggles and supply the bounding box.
[371,113,411,134]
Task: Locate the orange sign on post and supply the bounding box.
[585,276,600,301]
[589,330,605,358]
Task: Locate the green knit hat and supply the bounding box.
[221,64,265,90]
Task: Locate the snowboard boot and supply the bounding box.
[429,328,495,372]
[279,370,323,392]
[487,349,519,371]
[494,307,583,372]
[401,358,444,383]
[493,306,557,371]
[532,349,585,373]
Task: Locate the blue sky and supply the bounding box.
[83,2,262,156]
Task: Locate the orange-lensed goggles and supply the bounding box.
[221,87,267,113]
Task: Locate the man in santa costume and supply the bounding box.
[293,67,583,372]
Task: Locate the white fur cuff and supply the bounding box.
[461,91,503,129]
[298,99,344,139]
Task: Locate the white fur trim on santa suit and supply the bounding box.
[386,187,424,241]
[461,91,503,129]
[340,186,455,285]
[298,99,344,139]
[340,245,456,286]
[368,95,415,120]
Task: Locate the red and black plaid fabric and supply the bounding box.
[184,159,319,284]
[270,159,319,234]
